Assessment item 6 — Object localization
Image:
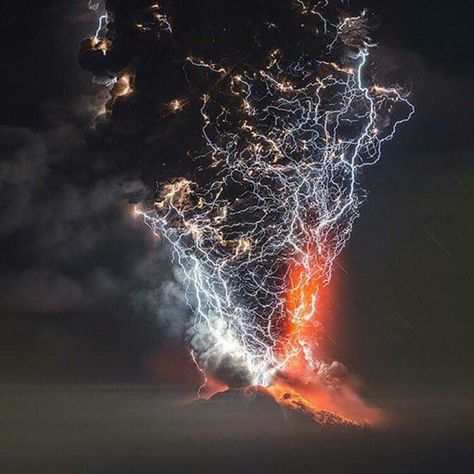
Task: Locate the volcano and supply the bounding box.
[194,386,368,430]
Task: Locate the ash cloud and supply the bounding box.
[78,0,373,193]
[0,97,188,382]
[2,0,469,390]
[76,0,377,386]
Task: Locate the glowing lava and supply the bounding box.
[197,253,383,427]
[266,253,382,427]
[279,249,321,367]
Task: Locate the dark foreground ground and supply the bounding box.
[1,385,473,474]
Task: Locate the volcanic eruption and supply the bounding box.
[80,0,413,426]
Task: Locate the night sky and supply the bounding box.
[0,0,472,396]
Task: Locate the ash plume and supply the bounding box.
[79,0,413,389]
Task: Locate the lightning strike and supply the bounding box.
[90,8,110,55]
[90,0,414,424]
[138,1,414,405]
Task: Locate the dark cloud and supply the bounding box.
[0,0,472,390]
[0,267,82,314]
[77,0,378,192]
[370,46,474,161]
[0,99,187,382]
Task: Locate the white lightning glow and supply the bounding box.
[136,0,414,387]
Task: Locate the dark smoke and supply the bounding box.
[0,0,471,406]
[77,0,380,387]
[0,102,184,383]
[79,0,372,200]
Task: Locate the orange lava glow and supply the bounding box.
[277,248,323,370]
[268,374,383,427]
[269,252,384,427]
[267,382,365,428]
[283,256,320,352]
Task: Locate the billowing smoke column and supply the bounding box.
[80,1,413,394]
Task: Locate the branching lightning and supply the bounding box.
[91,8,110,55]
[90,1,414,391]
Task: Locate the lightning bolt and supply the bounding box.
[128,1,415,388]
